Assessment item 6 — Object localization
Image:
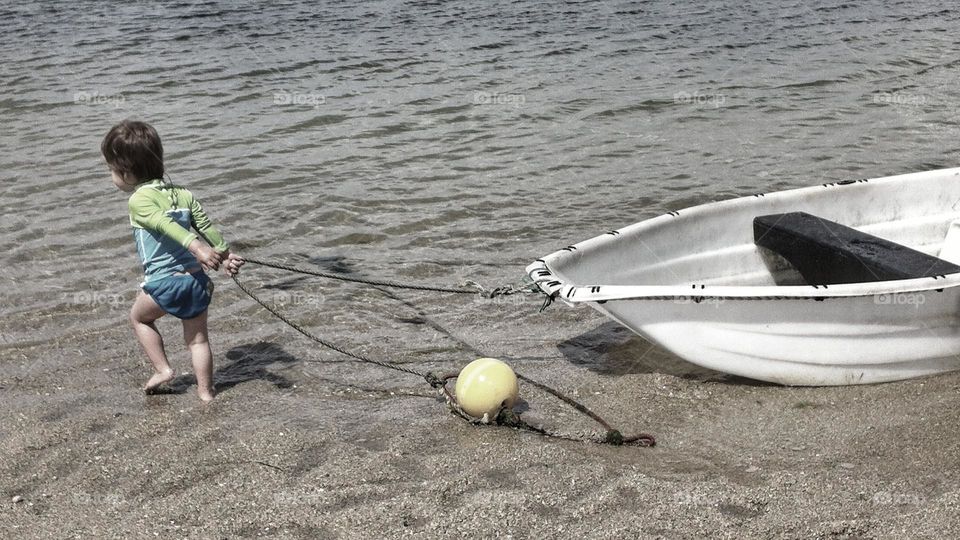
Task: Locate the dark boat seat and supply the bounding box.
[753,212,960,285]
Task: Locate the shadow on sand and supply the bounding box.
[152,341,298,395]
[557,321,777,386]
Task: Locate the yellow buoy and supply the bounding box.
[454,357,520,419]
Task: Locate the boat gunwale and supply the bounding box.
[529,167,960,303]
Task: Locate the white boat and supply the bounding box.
[527,167,960,385]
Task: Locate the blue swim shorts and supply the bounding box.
[142,272,214,320]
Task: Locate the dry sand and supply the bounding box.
[2,283,960,539]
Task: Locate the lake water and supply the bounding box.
[3,1,960,385]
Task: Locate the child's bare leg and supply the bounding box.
[130,291,175,391]
[183,310,215,402]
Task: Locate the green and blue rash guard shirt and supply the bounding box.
[128,179,229,283]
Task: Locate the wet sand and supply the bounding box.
[2,282,960,539]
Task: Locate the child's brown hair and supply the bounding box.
[101,120,165,183]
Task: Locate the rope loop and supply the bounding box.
[605,430,624,446]
[494,408,525,428]
[423,371,445,389]
[539,291,558,312]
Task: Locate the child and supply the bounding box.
[103,120,244,402]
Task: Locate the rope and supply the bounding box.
[231,267,655,447]
[231,275,431,382]
[516,374,654,446]
[242,257,536,298]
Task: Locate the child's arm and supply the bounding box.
[189,195,244,275]
[129,194,223,271]
[189,197,229,254]
[187,239,224,271]
[223,252,245,276]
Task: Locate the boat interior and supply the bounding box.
[545,171,960,290]
[754,212,960,286]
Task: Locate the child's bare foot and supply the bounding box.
[198,387,216,403]
[144,368,175,393]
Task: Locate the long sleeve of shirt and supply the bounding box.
[128,190,198,248]
[189,196,229,252]
[127,179,229,282]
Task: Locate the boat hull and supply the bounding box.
[594,293,960,385]
[530,167,960,385]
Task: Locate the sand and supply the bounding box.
[2,285,960,540]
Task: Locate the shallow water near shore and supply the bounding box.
[3,1,960,537]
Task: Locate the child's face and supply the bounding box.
[110,169,136,193]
